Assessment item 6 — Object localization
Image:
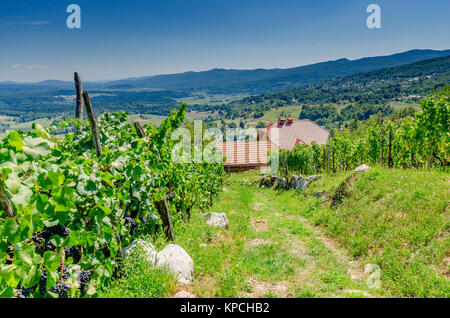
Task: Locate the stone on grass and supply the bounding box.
[314,190,328,198]
[173,291,196,298]
[354,164,370,173]
[291,175,307,190]
[306,175,322,182]
[156,244,194,284]
[122,240,157,265]
[204,212,229,229]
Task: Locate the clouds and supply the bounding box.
[11,64,49,70]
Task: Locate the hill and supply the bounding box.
[1,49,449,95]
[0,49,449,130]
[221,55,450,127]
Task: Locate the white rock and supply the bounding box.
[204,212,229,229]
[173,291,196,298]
[123,240,157,265]
[354,164,371,173]
[156,244,194,284]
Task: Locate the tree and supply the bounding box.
[349,115,359,131]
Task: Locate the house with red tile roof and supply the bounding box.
[216,118,329,172]
[260,117,330,150]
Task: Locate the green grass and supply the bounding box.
[300,167,449,297]
[101,168,449,298]
[98,253,177,298]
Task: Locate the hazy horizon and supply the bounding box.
[1,48,448,84]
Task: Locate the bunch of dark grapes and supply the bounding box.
[39,269,47,295]
[79,270,92,295]
[13,288,31,298]
[64,246,81,262]
[34,225,71,252]
[49,282,69,298]
[44,225,71,238]
[125,217,138,235]
[57,265,69,280]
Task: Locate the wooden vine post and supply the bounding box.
[74,72,84,123]
[0,180,15,219]
[82,91,102,157]
[154,197,175,241]
[132,121,175,241]
[379,117,384,166]
[134,121,146,139]
[322,147,326,171]
[327,142,331,174]
[388,130,393,168]
[332,144,335,173]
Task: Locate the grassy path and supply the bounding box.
[103,168,448,298]
[173,173,374,298]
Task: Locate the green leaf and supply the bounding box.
[48,171,65,188]
[7,131,23,151]
[0,264,18,288]
[15,243,35,267]
[3,219,19,244]
[10,185,32,208]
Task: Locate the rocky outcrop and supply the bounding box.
[262,174,322,191]
[259,175,278,188]
[275,177,287,190]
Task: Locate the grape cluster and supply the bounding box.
[49,282,69,298]
[64,246,81,262]
[125,217,138,235]
[57,265,70,280]
[34,225,72,252]
[13,288,31,298]
[39,269,47,295]
[43,225,71,238]
[79,270,92,295]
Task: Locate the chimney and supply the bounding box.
[279,117,285,126]
[287,117,294,125]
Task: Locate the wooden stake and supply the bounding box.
[323,147,326,171]
[0,180,15,219]
[327,142,331,174]
[388,130,393,168]
[379,118,384,166]
[82,91,102,157]
[332,145,335,173]
[154,198,175,241]
[133,121,146,138]
[74,72,84,122]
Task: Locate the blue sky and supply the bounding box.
[0,0,449,82]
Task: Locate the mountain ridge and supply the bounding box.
[1,49,449,95]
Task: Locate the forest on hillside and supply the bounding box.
[217,56,450,128]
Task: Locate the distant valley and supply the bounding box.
[0,49,449,132]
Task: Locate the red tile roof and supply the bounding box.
[261,120,329,150]
[214,120,329,168]
[214,141,272,167]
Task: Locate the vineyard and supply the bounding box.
[0,84,448,298]
[277,90,449,176]
[0,100,224,298]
